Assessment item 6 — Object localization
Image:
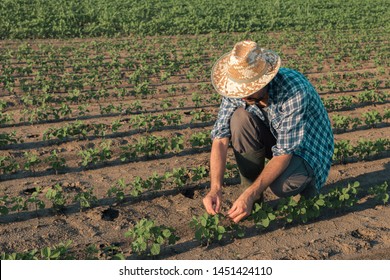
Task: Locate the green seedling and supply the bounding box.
[40,241,73,260]
[23,187,45,213]
[164,112,182,126]
[190,213,226,246]
[189,131,212,147]
[171,167,189,188]
[45,150,67,174]
[368,182,389,205]
[9,196,25,214]
[170,134,184,152]
[333,140,354,163]
[148,172,167,191]
[190,109,213,123]
[0,156,20,174]
[276,196,298,224]
[325,181,360,209]
[1,250,38,260]
[332,115,351,131]
[45,184,67,211]
[249,202,276,228]
[0,132,18,146]
[0,196,10,216]
[73,188,97,211]
[160,98,172,109]
[362,110,382,128]
[23,151,41,172]
[192,92,202,107]
[78,141,112,167]
[111,119,123,132]
[190,166,208,182]
[107,178,129,202]
[125,218,179,256]
[289,195,326,224]
[130,176,150,197]
[0,101,12,124]
[134,135,169,157]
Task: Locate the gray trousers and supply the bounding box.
[230,107,317,198]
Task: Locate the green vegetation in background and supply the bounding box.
[0,0,389,39]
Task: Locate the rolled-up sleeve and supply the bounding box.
[211,97,238,140]
[272,91,308,156]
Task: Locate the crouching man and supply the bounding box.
[203,40,334,223]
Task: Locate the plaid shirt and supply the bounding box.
[211,68,334,190]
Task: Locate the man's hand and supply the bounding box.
[227,192,255,223]
[203,189,222,215]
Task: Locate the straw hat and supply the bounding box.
[211,40,281,98]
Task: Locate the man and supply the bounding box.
[203,40,334,223]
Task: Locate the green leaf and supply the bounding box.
[139,241,147,252]
[200,217,207,227]
[261,218,270,228]
[268,212,276,220]
[41,247,51,258]
[217,226,225,234]
[162,229,171,238]
[111,253,125,260]
[316,199,325,206]
[156,235,164,244]
[150,243,160,256]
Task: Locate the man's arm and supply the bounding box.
[228,153,292,222]
[203,137,229,215]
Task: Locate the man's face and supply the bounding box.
[242,85,268,104]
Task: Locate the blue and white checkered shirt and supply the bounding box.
[211,68,334,190]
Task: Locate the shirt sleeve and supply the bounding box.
[210,97,238,140]
[272,91,308,156]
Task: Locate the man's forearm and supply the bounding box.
[245,154,293,199]
[209,138,229,191]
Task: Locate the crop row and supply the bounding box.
[333,138,390,164]
[0,131,213,175]
[0,91,217,127]
[1,105,388,152]
[2,132,389,217]
[1,88,388,130]
[1,135,389,183]
[0,108,213,147]
[1,180,388,259]
[321,90,389,111]
[332,109,390,132]
[0,162,237,216]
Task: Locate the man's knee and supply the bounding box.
[270,179,304,198]
[270,174,315,197]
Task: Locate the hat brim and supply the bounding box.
[211,50,281,98]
